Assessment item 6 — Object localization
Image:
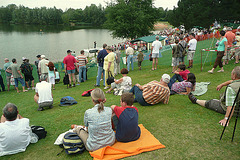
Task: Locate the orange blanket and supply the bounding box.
[89,124,165,160]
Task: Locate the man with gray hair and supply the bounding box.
[189,66,240,126]
[151,35,162,71]
[0,103,31,156]
[129,74,170,106]
[38,55,49,81]
[34,75,53,111]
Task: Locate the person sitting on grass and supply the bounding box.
[111,92,141,142]
[73,88,115,151]
[168,64,190,88]
[0,103,31,156]
[129,74,170,106]
[169,73,196,95]
[34,76,53,111]
[188,66,240,126]
[105,68,132,95]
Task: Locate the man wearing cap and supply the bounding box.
[35,55,41,81]
[4,58,13,91]
[125,44,135,71]
[63,50,78,87]
[38,55,49,81]
[6,58,28,93]
[151,36,162,71]
[129,74,170,106]
[20,57,35,90]
[223,27,236,65]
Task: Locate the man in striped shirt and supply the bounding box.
[129,74,170,106]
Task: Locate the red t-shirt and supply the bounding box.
[179,69,190,80]
[63,55,77,70]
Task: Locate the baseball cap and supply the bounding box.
[41,55,46,58]
[36,55,41,58]
[67,50,72,53]
[4,58,9,61]
[22,57,27,61]
[161,74,170,84]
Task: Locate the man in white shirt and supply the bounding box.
[38,55,49,81]
[151,36,162,70]
[125,44,135,71]
[0,103,31,157]
[187,33,197,68]
[34,76,53,111]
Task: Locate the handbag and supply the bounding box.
[149,54,153,61]
[74,67,79,75]
[107,71,114,85]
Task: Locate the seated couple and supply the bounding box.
[168,64,196,95]
[0,103,32,157]
[189,66,240,126]
[105,68,132,95]
[73,88,140,152]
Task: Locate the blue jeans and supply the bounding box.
[168,74,184,89]
[96,66,105,86]
[129,85,151,106]
[127,55,134,71]
[14,77,25,88]
[79,65,87,82]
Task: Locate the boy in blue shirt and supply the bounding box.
[111,92,141,142]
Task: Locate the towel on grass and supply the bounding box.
[191,82,211,96]
[89,124,165,160]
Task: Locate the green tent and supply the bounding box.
[131,35,165,43]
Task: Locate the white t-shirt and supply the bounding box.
[188,38,197,50]
[35,81,53,103]
[152,40,162,54]
[120,76,132,91]
[0,118,31,156]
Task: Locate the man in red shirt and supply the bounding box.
[63,50,78,88]
[223,27,236,65]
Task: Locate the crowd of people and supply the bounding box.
[0,26,240,157]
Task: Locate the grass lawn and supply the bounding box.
[1,39,240,160]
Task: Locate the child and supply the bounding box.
[168,64,190,88]
[47,62,56,90]
[55,68,60,83]
[137,49,144,70]
[111,92,141,142]
[172,39,180,73]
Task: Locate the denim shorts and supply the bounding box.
[67,69,75,74]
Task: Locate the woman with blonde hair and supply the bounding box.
[73,88,115,151]
[103,46,115,89]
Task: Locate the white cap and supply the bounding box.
[41,55,45,58]
[22,57,27,61]
[161,74,170,83]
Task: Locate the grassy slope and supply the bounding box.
[1,40,240,160]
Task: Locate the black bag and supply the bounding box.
[149,54,153,61]
[31,126,47,140]
[107,71,114,85]
[63,73,69,85]
[63,132,85,155]
[74,67,79,75]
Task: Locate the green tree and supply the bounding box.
[104,0,158,39]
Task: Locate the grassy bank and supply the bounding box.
[1,39,240,160]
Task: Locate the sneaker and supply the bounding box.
[32,87,35,90]
[94,84,100,87]
[69,85,72,88]
[217,70,224,72]
[188,93,197,104]
[208,70,213,74]
[37,107,44,111]
[104,86,109,89]
[73,84,76,87]
[100,79,103,81]
[27,88,31,90]
[49,105,53,109]
[76,83,80,85]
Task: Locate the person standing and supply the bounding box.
[187,33,197,68]
[223,27,236,65]
[151,36,162,71]
[38,55,49,81]
[0,67,5,92]
[6,58,28,93]
[3,58,13,91]
[208,30,227,73]
[77,50,88,83]
[114,50,121,75]
[234,32,240,64]
[95,44,108,87]
[178,35,187,64]
[103,46,115,89]
[20,57,35,90]
[63,50,78,88]
[137,49,144,70]
[126,44,134,71]
[35,55,41,82]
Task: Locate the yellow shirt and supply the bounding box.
[103,52,115,71]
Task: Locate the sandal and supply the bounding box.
[217,70,224,72]
[208,70,213,74]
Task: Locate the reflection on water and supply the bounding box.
[0,24,124,67]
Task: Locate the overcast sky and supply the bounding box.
[0,0,179,10]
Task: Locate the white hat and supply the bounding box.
[161,74,170,83]
[41,55,46,58]
[227,27,232,31]
[22,57,27,61]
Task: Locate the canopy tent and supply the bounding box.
[130,35,166,43]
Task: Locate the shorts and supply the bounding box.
[179,56,185,63]
[187,51,195,60]
[152,53,159,58]
[40,73,48,81]
[205,99,226,114]
[38,101,53,108]
[14,77,25,88]
[49,76,55,85]
[172,57,179,66]
[24,74,34,82]
[67,69,75,74]
[6,76,11,85]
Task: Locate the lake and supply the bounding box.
[0,24,125,67]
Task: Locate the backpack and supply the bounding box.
[21,62,32,75]
[59,96,77,106]
[31,126,47,140]
[63,132,85,155]
[179,42,187,56]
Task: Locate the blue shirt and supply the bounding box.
[97,49,108,67]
